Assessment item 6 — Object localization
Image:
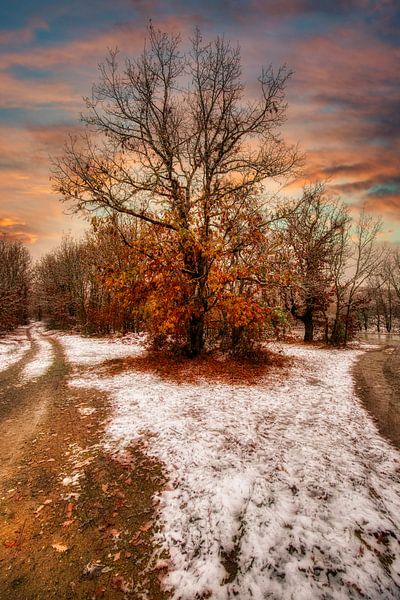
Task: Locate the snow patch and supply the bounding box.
[70,344,400,599]
[60,442,100,499]
[22,324,54,380]
[57,332,145,366]
[62,473,81,487]
[0,326,30,372]
[78,406,96,416]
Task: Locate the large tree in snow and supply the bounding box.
[53,27,299,355]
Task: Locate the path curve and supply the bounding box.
[353,344,400,449]
[0,325,64,485]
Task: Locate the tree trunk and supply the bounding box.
[184,248,208,357]
[303,308,314,342]
[343,303,351,345]
[330,301,342,345]
[187,313,205,357]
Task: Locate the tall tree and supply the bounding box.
[52,27,299,355]
[330,211,384,344]
[277,184,349,342]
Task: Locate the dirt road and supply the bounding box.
[0,326,168,600]
[353,344,400,450]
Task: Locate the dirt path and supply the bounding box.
[0,326,169,600]
[353,344,400,450]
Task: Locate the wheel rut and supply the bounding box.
[353,344,400,450]
[0,325,169,600]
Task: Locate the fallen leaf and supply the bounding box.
[129,531,141,544]
[94,586,106,598]
[112,575,133,593]
[153,559,170,571]
[109,528,121,540]
[3,540,19,548]
[62,519,75,528]
[82,560,103,579]
[65,502,74,518]
[113,552,121,562]
[140,520,154,533]
[51,542,69,553]
[101,483,109,494]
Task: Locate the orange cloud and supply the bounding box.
[0,123,86,257]
[0,216,39,245]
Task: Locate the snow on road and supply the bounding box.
[65,336,400,600]
[0,327,30,372]
[22,323,54,381]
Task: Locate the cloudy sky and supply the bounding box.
[1,0,399,257]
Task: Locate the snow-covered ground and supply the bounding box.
[57,332,145,366]
[63,335,400,600]
[0,326,30,372]
[22,323,54,380]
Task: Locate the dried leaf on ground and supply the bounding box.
[65,502,74,518]
[3,539,19,548]
[51,542,69,553]
[140,520,153,532]
[112,575,133,593]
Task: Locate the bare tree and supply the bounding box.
[52,27,299,355]
[35,223,141,333]
[0,237,31,332]
[388,248,400,305]
[330,211,384,344]
[277,183,349,342]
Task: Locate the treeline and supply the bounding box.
[360,256,400,333]
[35,220,141,334]
[0,237,31,332]
[34,184,400,353]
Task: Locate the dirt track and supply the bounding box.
[0,326,168,600]
[353,344,400,450]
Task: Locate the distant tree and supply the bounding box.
[367,265,395,333]
[277,183,349,342]
[52,27,299,356]
[35,223,141,333]
[388,248,400,308]
[36,236,89,329]
[330,211,384,344]
[0,237,31,332]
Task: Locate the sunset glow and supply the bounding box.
[1,0,399,256]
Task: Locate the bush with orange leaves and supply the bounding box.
[102,219,287,356]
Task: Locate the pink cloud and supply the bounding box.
[0,71,79,111]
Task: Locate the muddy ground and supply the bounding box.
[353,344,400,450]
[0,327,169,600]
